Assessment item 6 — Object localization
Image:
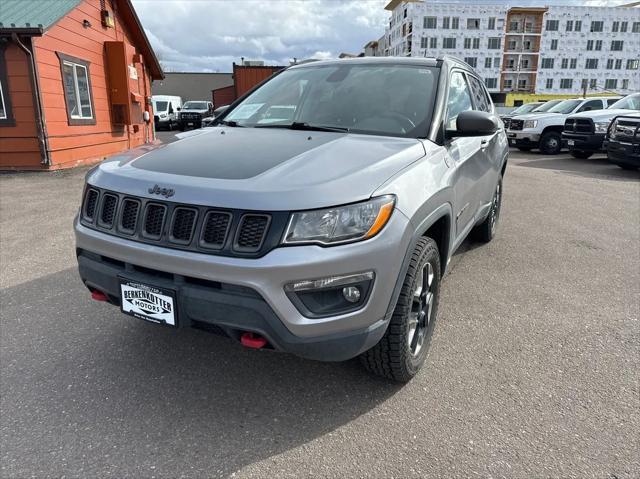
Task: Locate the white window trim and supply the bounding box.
[63,60,93,120]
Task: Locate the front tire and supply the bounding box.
[473,176,502,243]
[360,237,441,382]
[570,150,593,159]
[540,131,562,155]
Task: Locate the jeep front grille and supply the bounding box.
[80,187,287,258]
[100,194,118,228]
[171,207,197,244]
[144,204,166,239]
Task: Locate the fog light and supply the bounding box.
[342,286,361,303]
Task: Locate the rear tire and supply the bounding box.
[616,164,637,171]
[360,237,441,382]
[540,131,562,155]
[473,176,502,243]
[570,150,593,159]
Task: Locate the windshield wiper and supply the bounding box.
[255,122,349,133]
[219,120,244,127]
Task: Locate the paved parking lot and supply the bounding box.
[1,147,638,478]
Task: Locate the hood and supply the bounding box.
[513,112,560,121]
[88,127,427,211]
[568,109,640,122]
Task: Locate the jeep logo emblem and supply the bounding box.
[148,184,175,198]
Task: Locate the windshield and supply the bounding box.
[183,102,208,110]
[223,63,438,138]
[531,100,562,113]
[153,101,168,112]
[608,94,640,110]
[548,99,582,114]
[512,103,541,114]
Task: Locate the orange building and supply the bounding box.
[0,0,163,170]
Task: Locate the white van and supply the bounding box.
[151,95,182,130]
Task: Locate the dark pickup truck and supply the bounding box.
[606,115,640,170]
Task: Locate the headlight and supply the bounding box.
[523,120,537,129]
[283,195,395,245]
[594,121,609,133]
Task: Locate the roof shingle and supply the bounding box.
[0,0,81,31]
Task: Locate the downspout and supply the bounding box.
[11,33,50,166]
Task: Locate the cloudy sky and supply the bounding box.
[131,0,629,73]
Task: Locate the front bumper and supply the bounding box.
[562,132,605,152]
[74,211,412,359]
[507,131,540,147]
[607,140,640,166]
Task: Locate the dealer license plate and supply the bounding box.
[567,140,575,146]
[119,279,177,326]
[187,122,194,126]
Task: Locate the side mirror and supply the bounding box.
[214,105,229,117]
[448,110,500,138]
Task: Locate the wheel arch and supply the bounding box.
[383,204,453,322]
[541,125,564,135]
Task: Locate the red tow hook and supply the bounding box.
[240,332,268,349]
[91,290,109,302]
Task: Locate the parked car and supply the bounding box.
[500,102,543,129]
[151,95,182,130]
[606,114,640,170]
[502,100,564,130]
[562,93,640,159]
[74,57,508,382]
[507,96,620,154]
[178,101,214,130]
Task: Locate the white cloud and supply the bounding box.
[132,0,388,72]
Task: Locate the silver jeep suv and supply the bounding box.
[75,57,508,381]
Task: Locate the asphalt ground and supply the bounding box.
[1,146,639,478]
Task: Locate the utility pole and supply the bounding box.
[583,79,587,98]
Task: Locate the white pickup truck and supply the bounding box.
[507,96,620,154]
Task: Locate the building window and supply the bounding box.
[494,57,501,68]
[506,58,516,69]
[521,58,530,69]
[620,21,628,33]
[612,21,619,33]
[464,57,478,68]
[424,16,437,29]
[488,17,496,30]
[473,38,480,49]
[430,37,437,48]
[518,79,528,90]
[607,58,614,69]
[421,37,428,49]
[464,38,472,49]
[611,40,624,51]
[509,21,519,32]
[0,47,15,126]
[585,58,599,69]
[443,38,456,49]
[605,79,618,89]
[632,22,640,33]
[596,40,602,51]
[546,78,554,89]
[485,78,498,89]
[575,21,582,32]
[523,39,532,50]
[589,79,597,89]
[467,18,480,30]
[615,59,623,69]
[541,58,554,69]
[503,79,513,90]
[622,79,629,89]
[586,40,594,51]
[485,57,492,68]
[560,79,573,89]
[561,58,569,69]
[627,59,639,69]
[566,20,573,32]
[487,37,501,49]
[550,39,558,50]
[590,21,604,32]
[546,20,559,31]
[452,17,459,29]
[442,17,450,29]
[58,53,95,125]
[570,58,577,69]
